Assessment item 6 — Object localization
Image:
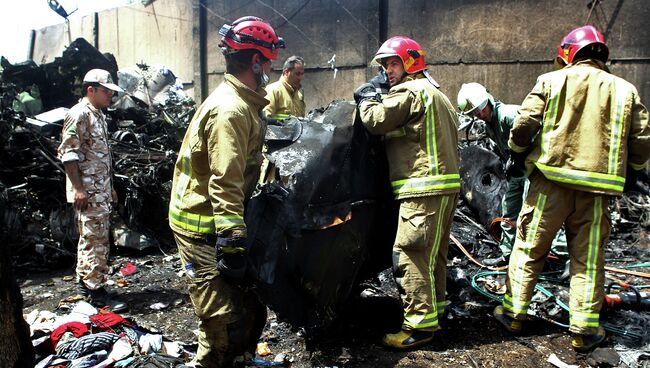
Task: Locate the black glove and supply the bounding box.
[624,166,639,193]
[353,83,378,105]
[368,69,390,94]
[505,150,527,180]
[216,236,247,281]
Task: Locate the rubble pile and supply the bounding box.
[0,40,196,265]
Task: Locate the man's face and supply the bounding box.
[382,56,406,87]
[89,85,115,109]
[474,103,492,123]
[285,63,304,90]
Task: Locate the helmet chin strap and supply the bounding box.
[253,63,269,88]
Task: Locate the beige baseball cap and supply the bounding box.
[83,69,124,92]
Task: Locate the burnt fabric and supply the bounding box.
[174,231,266,367]
[394,194,457,331]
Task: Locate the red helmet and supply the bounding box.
[219,16,285,60]
[556,25,608,65]
[372,36,426,74]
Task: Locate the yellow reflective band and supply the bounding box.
[403,312,438,329]
[511,192,546,314]
[271,113,290,121]
[385,127,406,139]
[503,294,530,316]
[426,196,448,327]
[169,206,216,233]
[215,214,245,229]
[508,140,528,153]
[570,310,600,327]
[630,162,647,171]
[420,90,439,176]
[539,78,562,163]
[583,196,603,315]
[608,80,628,176]
[391,174,460,195]
[535,162,625,192]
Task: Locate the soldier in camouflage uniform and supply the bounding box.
[58,69,127,312]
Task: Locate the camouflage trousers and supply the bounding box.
[393,194,458,332]
[76,202,111,290]
[173,231,267,368]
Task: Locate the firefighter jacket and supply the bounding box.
[485,100,519,162]
[359,73,460,199]
[263,74,305,120]
[58,97,113,204]
[168,74,268,237]
[509,59,650,196]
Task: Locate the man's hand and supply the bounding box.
[505,150,527,180]
[215,236,247,281]
[73,188,89,211]
[354,83,379,105]
[111,189,118,204]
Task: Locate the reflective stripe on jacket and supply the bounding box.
[359,73,460,199]
[263,75,305,120]
[169,74,268,236]
[509,59,650,196]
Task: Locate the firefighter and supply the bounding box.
[493,25,650,352]
[58,69,127,313]
[355,36,460,350]
[168,16,284,367]
[457,83,568,266]
[264,55,306,120]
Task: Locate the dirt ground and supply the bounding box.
[18,220,650,368]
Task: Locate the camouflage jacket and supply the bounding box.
[57,97,113,203]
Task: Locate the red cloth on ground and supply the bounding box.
[89,310,131,330]
[50,321,89,351]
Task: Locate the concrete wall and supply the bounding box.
[31,0,649,109]
[32,0,194,86]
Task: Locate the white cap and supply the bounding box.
[83,69,124,92]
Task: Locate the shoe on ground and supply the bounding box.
[382,329,434,350]
[77,281,128,313]
[483,255,508,267]
[572,327,606,352]
[493,305,522,333]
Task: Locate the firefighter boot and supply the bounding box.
[572,327,606,352]
[382,329,434,350]
[493,306,522,333]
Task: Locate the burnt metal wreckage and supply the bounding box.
[2,38,650,363]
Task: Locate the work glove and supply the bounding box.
[215,236,247,281]
[354,83,380,105]
[623,166,639,193]
[368,69,390,94]
[505,150,527,180]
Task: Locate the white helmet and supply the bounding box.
[457,82,493,115]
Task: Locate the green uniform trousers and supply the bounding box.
[393,194,458,331]
[500,176,568,257]
[502,171,610,335]
[173,231,266,367]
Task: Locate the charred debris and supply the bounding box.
[1,38,195,268]
[2,38,650,355]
